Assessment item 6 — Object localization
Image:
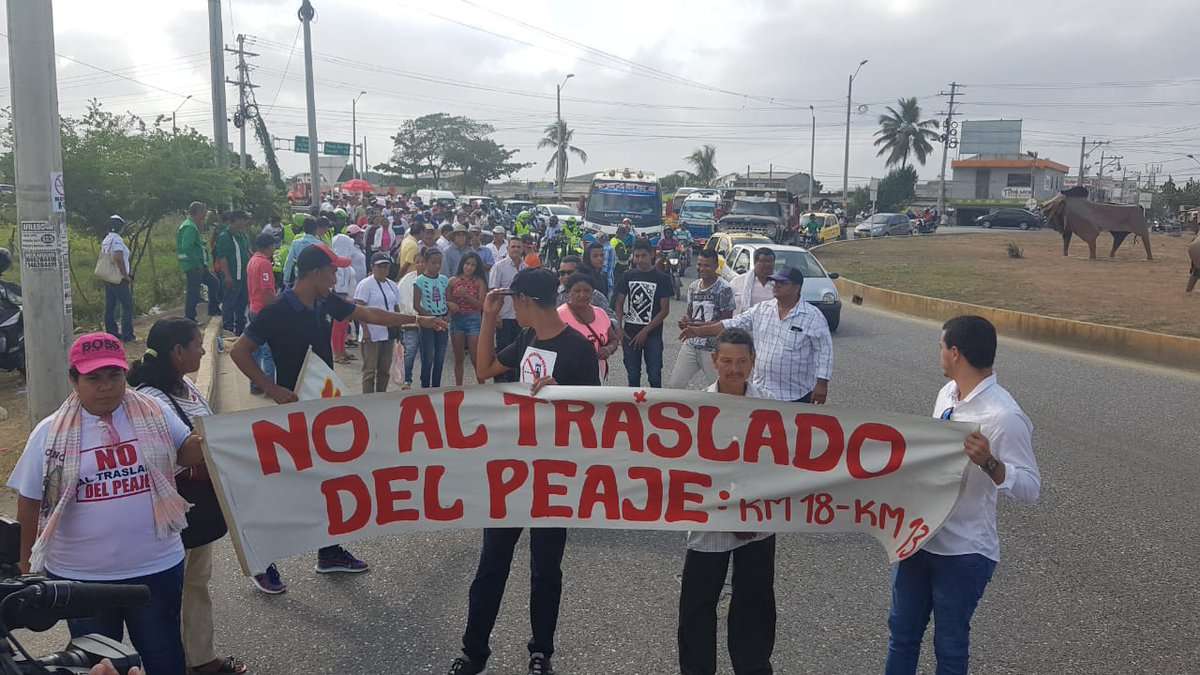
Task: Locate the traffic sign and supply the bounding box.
[294,135,309,153]
[323,141,351,156]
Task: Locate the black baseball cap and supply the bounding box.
[767,266,806,285]
[296,242,350,275]
[370,251,393,266]
[509,268,557,304]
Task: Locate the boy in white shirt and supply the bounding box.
[395,250,425,389]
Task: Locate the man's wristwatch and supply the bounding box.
[980,457,1000,476]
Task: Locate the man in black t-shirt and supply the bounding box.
[447,268,598,675]
[229,242,446,593]
[613,239,672,388]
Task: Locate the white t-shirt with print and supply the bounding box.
[7,399,191,580]
[354,275,401,342]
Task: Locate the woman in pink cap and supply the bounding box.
[7,332,206,675]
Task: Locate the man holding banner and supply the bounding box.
[229,242,447,593]
[678,328,778,675]
[448,268,600,675]
[885,316,1041,675]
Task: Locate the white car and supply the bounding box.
[534,204,580,229]
[719,243,842,331]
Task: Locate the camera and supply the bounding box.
[0,518,146,674]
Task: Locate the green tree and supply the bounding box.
[659,171,694,194]
[539,120,587,186]
[876,166,918,212]
[445,138,531,194]
[684,145,719,186]
[873,97,940,169]
[847,186,871,219]
[377,113,493,186]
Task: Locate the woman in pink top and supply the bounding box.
[556,272,619,379]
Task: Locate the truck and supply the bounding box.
[678,190,721,250]
[715,188,792,242]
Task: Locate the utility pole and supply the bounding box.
[1077,137,1108,193]
[226,35,260,169]
[936,81,963,225]
[555,74,574,202]
[208,0,229,169]
[7,0,73,422]
[808,105,816,212]
[352,91,366,179]
[362,136,368,178]
[300,0,321,208]
[1026,150,1038,202]
[843,59,868,215]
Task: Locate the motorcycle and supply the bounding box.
[0,276,24,377]
[666,250,683,300]
[912,217,939,235]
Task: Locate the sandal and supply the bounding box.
[189,655,248,674]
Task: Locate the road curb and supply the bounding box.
[835,277,1200,373]
[193,317,220,405]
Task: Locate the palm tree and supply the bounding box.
[873,97,940,169]
[685,144,719,186]
[539,120,588,186]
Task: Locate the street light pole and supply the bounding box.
[808,104,816,212]
[172,94,193,135]
[556,73,574,202]
[352,90,366,179]
[300,0,320,208]
[843,59,867,216]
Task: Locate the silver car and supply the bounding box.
[854,213,911,237]
[719,243,842,332]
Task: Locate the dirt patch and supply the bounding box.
[816,231,1200,338]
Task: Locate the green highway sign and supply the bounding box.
[293,135,309,153]
[323,141,351,156]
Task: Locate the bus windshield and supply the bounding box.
[681,202,715,218]
[586,179,663,227]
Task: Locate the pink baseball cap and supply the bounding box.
[69,333,129,374]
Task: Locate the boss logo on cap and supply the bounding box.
[81,337,121,353]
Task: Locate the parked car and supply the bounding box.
[854,213,912,238]
[976,208,1042,230]
[534,203,581,229]
[718,243,842,331]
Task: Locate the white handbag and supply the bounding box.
[94,250,124,284]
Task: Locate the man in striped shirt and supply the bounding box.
[677,328,777,675]
[681,266,832,403]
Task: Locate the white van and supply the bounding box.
[415,189,457,208]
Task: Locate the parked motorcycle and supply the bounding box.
[0,248,25,377]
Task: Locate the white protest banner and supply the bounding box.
[294,349,348,400]
[197,385,974,575]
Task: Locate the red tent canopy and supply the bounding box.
[340,178,374,193]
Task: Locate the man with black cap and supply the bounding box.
[230,242,446,593]
[354,251,405,393]
[447,267,599,675]
[681,266,832,403]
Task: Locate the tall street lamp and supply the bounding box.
[808,104,816,212]
[1187,154,1200,169]
[843,59,868,216]
[352,90,366,179]
[172,94,193,135]
[556,73,574,201]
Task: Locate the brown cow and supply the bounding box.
[1040,187,1153,260]
[1187,232,1200,292]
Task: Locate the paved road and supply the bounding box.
[19,297,1192,674]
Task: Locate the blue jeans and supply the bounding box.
[886,549,996,675]
[103,281,134,341]
[248,312,275,391]
[401,328,420,385]
[622,329,664,387]
[419,326,447,388]
[55,560,186,675]
[222,282,247,335]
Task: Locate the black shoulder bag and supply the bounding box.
[376,278,401,340]
[157,387,228,549]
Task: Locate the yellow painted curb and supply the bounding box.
[193,317,220,404]
[835,277,1200,372]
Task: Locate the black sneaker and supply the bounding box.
[448,656,484,675]
[315,545,369,574]
[528,652,554,675]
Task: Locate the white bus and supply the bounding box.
[583,169,663,239]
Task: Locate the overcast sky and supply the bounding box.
[3,0,1199,190]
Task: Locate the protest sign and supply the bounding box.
[295,349,348,400]
[197,385,974,575]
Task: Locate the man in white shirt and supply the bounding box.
[486,237,526,383]
[353,252,404,393]
[678,327,777,675]
[730,248,775,314]
[486,226,507,263]
[100,214,136,342]
[885,315,1040,675]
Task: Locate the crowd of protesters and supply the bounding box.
[39,189,1040,675]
